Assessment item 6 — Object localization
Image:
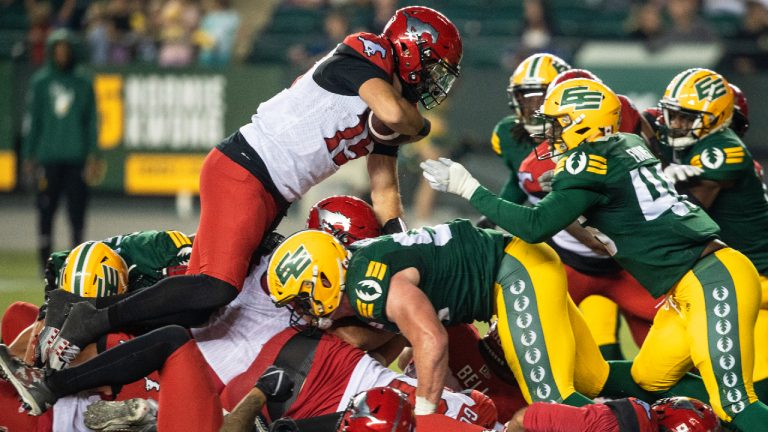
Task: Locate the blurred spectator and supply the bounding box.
[626,2,664,49]
[731,0,768,72]
[196,0,240,66]
[22,29,101,273]
[157,0,200,67]
[502,0,563,72]
[372,0,397,29]
[27,2,53,67]
[84,0,155,65]
[658,0,719,44]
[287,10,348,71]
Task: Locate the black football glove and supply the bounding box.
[269,418,299,432]
[255,366,294,402]
[382,217,407,234]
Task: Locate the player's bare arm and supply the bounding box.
[367,153,403,223]
[327,316,398,352]
[359,78,426,137]
[385,267,448,411]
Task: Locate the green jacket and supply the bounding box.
[23,29,98,165]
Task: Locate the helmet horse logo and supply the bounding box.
[403,12,439,42]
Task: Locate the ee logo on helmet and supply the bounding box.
[559,86,604,111]
[694,76,727,101]
[275,245,312,285]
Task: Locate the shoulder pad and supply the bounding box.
[689,130,750,176]
[341,32,394,76]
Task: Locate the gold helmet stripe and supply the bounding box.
[671,69,697,100]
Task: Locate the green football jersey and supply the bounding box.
[345,219,508,332]
[491,115,536,204]
[470,133,720,298]
[50,230,193,291]
[672,128,768,274]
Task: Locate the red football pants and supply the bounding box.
[187,148,282,290]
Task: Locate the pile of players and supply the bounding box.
[2,4,767,432]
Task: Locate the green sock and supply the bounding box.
[562,391,593,407]
[651,372,710,403]
[599,343,624,361]
[753,378,768,403]
[730,401,768,431]
[599,361,656,402]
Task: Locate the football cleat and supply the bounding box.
[38,289,83,365]
[85,398,158,432]
[0,345,53,416]
[48,302,105,370]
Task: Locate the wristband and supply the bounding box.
[414,396,437,415]
[417,118,431,137]
[382,217,407,234]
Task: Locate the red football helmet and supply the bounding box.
[729,83,749,138]
[306,195,381,246]
[652,397,722,432]
[382,6,462,109]
[550,68,601,87]
[337,387,416,432]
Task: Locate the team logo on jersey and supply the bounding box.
[535,384,551,400]
[694,76,728,101]
[524,347,541,365]
[520,330,537,347]
[716,319,732,335]
[357,36,387,59]
[404,12,439,43]
[712,286,729,302]
[530,366,546,383]
[700,148,725,169]
[50,82,74,118]
[509,279,526,295]
[144,377,160,392]
[513,295,530,312]
[714,302,731,318]
[559,86,604,111]
[274,245,312,285]
[726,388,743,403]
[565,151,588,175]
[356,280,383,302]
[717,336,734,353]
[516,312,533,329]
[723,371,738,388]
[719,354,736,370]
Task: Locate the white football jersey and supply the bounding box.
[192,255,290,384]
[239,50,373,202]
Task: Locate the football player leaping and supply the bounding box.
[654,71,768,405]
[45,6,463,371]
[422,77,768,429]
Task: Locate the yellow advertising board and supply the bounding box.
[124,153,205,195]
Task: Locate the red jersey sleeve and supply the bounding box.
[340,32,395,77]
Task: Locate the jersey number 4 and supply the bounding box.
[630,165,693,221]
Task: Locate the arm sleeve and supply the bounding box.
[524,403,620,432]
[499,174,528,204]
[468,186,602,243]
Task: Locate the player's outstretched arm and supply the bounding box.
[385,268,448,414]
[421,158,600,243]
[368,153,404,225]
[221,366,294,432]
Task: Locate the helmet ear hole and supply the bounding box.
[320,273,332,288]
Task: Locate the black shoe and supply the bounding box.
[0,344,53,415]
[39,289,84,365]
[48,302,106,370]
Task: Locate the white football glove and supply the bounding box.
[663,163,704,184]
[420,158,481,200]
[538,169,555,193]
